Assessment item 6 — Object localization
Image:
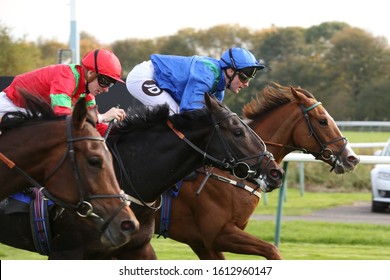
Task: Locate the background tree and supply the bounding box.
[2,21,390,120]
[36,39,68,65]
[112,38,158,77]
[0,23,41,75]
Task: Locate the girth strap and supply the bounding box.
[157,191,173,239]
[30,188,52,255]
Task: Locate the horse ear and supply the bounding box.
[290,86,301,101]
[72,97,88,130]
[87,106,99,125]
[204,93,216,111]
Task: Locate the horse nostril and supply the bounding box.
[270,169,283,179]
[121,220,139,233]
[348,155,360,164]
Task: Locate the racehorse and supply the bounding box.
[154,83,360,260]
[0,94,285,259]
[0,92,138,253]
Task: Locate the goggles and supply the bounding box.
[97,74,116,88]
[237,71,254,83]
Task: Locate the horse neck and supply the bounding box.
[250,103,303,163]
[114,124,211,202]
[0,121,66,199]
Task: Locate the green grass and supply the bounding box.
[255,189,370,215]
[152,220,390,260]
[0,244,47,260]
[153,220,390,260]
[3,219,388,260]
[342,131,390,142]
[154,219,390,260]
[0,189,387,260]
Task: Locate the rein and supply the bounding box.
[166,113,269,181]
[166,112,275,193]
[166,120,235,169]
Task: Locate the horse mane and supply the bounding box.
[111,102,210,136]
[111,103,171,135]
[0,90,61,131]
[242,82,315,120]
[168,106,209,130]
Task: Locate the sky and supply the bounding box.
[1,0,389,45]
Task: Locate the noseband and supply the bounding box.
[300,102,348,171]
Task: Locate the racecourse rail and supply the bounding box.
[284,141,388,163]
[273,142,389,247]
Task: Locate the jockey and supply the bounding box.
[0,49,126,136]
[126,47,265,114]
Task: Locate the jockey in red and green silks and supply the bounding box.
[0,49,126,136]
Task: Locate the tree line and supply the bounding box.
[1,21,390,120]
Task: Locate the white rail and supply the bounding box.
[283,153,390,164]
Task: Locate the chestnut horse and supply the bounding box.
[154,83,360,260]
[0,94,285,259]
[0,93,138,253]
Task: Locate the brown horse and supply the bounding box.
[0,94,284,259]
[0,93,138,251]
[154,83,360,260]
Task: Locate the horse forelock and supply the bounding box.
[242,82,315,120]
[112,103,171,134]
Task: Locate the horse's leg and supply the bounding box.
[212,223,282,260]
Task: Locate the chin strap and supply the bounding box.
[224,68,236,90]
[85,82,90,93]
[84,71,97,94]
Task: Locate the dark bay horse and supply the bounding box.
[154,83,360,260]
[0,94,284,259]
[0,93,138,252]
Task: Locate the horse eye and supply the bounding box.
[88,156,103,168]
[319,119,328,126]
[233,129,243,137]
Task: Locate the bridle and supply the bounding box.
[167,109,278,194]
[110,107,273,210]
[167,110,273,181]
[0,115,129,233]
[265,101,348,171]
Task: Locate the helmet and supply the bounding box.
[219,47,265,71]
[82,49,124,83]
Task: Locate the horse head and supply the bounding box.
[0,93,139,249]
[243,83,360,175]
[198,94,284,191]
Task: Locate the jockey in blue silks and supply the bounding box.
[126,47,265,114]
